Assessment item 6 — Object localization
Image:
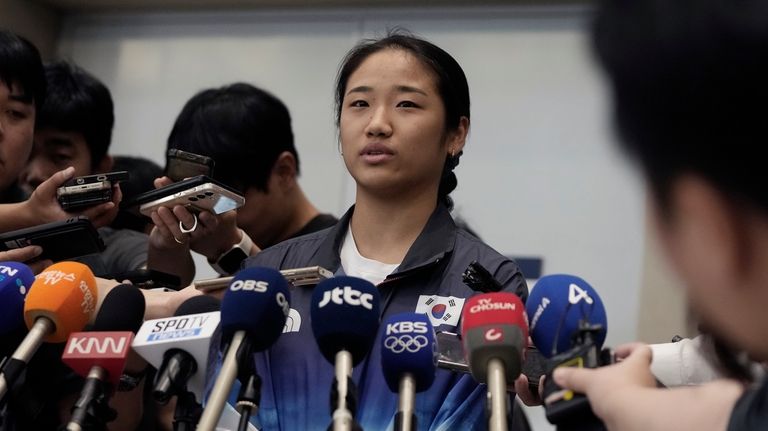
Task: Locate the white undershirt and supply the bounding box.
[340,225,400,286]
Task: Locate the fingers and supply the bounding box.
[35,167,75,199]
[553,366,596,395]
[154,176,173,189]
[151,206,190,247]
[614,342,651,362]
[514,374,543,406]
[173,206,198,234]
[0,245,43,263]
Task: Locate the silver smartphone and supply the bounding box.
[194,266,334,292]
[134,176,244,217]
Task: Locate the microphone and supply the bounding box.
[197,267,290,431]
[0,261,35,336]
[380,312,437,431]
[526,274,607,358]
[460,292,528,431]
[0,262,97,403]
[133,295,220,431]
[525,274,610,430]
[311,276,380,431]
[133,295,221,404]
[62,284,145,431]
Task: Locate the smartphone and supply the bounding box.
[165,149,214,182]
[0,216,105,262]
[122,175,244,217]
[194,266,334,292]
[110,268,182,291]
[435,331,546,389]
[57,171,130,211]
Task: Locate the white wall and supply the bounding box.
[58,8,647,428]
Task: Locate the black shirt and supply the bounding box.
[728,377,768,431]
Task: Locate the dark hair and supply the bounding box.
[35,61,114,167]
[110,155,163,233]
[334,31,470,209]
[167,83,297,192]
[0,30,45,108]
[592,0,768,214]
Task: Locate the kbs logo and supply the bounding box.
[385,321,428,336]
[318,286,373,310]
[230,279,269,292]
[384,334,429,354]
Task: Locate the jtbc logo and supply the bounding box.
[230,280,269,292]
[385,321,428,335]
[318,286,373,310]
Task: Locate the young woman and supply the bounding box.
[242,32,528,430]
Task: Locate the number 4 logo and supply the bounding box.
[568,283,594,305]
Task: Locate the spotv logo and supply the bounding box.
[318,286,373,310]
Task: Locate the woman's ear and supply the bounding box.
[447,116,469,156]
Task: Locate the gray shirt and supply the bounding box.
[75,226,148,277]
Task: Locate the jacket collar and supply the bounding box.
[314,203,457,274]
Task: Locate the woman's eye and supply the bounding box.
[6,109,27,120]
[396,101,418,108]
[349,100,368,108]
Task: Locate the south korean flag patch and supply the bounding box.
[415,295,465,327]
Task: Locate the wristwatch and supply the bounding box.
[117,367,147,392]
[209,229,254,275]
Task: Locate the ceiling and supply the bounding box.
[35,0,589,13]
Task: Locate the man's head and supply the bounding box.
[168,83,303,247]
[0,30,44,195]
[593,0,768,357]
[20,61,114,192]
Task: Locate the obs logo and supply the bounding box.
[384,335,429,354]
[318,286,373,310]
[276,292,289,317]
[230,280,268,293]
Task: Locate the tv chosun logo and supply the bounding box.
[384,334,429,354]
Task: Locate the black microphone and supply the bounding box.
[197,267,290,431]
[311,276,381,431]
[62,284,146,431]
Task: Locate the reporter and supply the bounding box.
[554,0,768,429]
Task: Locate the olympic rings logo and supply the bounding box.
[384,335,429,353]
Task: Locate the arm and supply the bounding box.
[0,167,120,232]
[554,344,744,431]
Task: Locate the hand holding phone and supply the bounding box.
[122,175,244,217]
[56,171,129,211]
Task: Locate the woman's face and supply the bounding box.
[339,48,465,199]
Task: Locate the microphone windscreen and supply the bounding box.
[0,261,35,335]
[380,312,437,393]
[460,292,528,383]
[93,284,146,333]
[525,274,607,358]
[220,266,290,351]
[311,276,380,366]
[175,295,221,316]
[24,261,97,343]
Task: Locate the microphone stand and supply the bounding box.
[394,373,416,431]
[235,354,261,431]
[66,367,117,431]
[173,390,202,431]
[486,358,510,431]
[327,351,363,431]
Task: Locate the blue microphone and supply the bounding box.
[311,276,380,431]
[380,312,436,431]
[197,267,290,431]
[0,261,35,336]
[526,274,607,358]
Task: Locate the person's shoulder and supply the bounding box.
[247,226,333,267]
